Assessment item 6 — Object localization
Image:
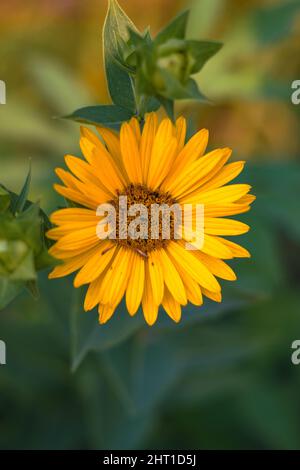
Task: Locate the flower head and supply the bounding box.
[47,113,255,325]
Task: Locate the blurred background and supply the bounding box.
[1,0,300,450]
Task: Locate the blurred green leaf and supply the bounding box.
[246,163,300,242]
[65,105,134,128]
[155,10,189,45]
[253,0,300,45]
[159,97,174,120]
[0,179,56,310]
[0,100,77,154]
[71,295,143,372]
[26,279,40,300]
[103,0,137,111]
[0,187,10,213]
[187,40,223,74]
[11,163,31,214]
[0,239,35,280]
[0,279,23,310]
[28,56,93,114]
[187,0,225,38]
[160,72,207,101]
[237,382,300,449]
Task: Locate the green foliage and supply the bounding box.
[65,105,134,129]
[11,164,31,214]
[66,0,222,124]
[253,0,300,45]
[0,175,56,310]
[128,18,222,117]
[103,0,137,112]
[155,10,189,45]
[189,0,300,100]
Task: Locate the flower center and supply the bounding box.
[112,184,177,257]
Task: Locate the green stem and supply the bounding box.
[130,75,147,120]
[70,286,82,371]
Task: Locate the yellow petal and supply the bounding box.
[96,126,122,165]
[148,251,164,305]
[64,155,109,194]
[80,126,102,147]
[126,253,145,315]
[202,288,222,302]
[150,137,178,189]
[236,194,256,205]
[80,136,126,193]
[172,128,209,172]
[185,279,203,306]
[201,234,233,259]
[162,288,182,323]
[50,208,97,225]
[194,251,237,281]
[49,244,92,260]
[214,237,251,258]
[129,116,141,143]
[74,242,116,287]
[181,184,252,205]
[98,247,131,306]
[169,148,231,198]
[147,118,175,188]
[200,161,246,192]
[204,203,251,217]
[84,270,107,311]
[120,122,143,183]
[140,112,158,183]
[204,217,250,236]
[142,263,159,326]
[167,241,221,292]
[168,259,203,306]
[47,222,96,241]
[48,246,99,279]
[98,304,116,324]
[54,226,99,252]
[53,184,99,210]
[159,249,187,305]
[175,116,187,152]
[55,168,79,190]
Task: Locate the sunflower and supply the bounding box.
[47,113,255,325]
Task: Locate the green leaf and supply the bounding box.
[9,249,36,282]
[0,279,23,310]
[28,56,93,115]
[34,249,59,272]
[187,40,223,74]
[253,0,300,45]
[187,0,225,38]
[160,71,208,101]
[70,294,143,372]
[103,0,138,111]
[0,187,10,213]
[155,10,189,45]
[11,163,31,214]
[145,96,161,113]
[64,105,134,128]
[158,97,174,120]
[0,240,29,276]
[26,279,40,300]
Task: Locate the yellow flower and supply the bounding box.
[47,113,255,325]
